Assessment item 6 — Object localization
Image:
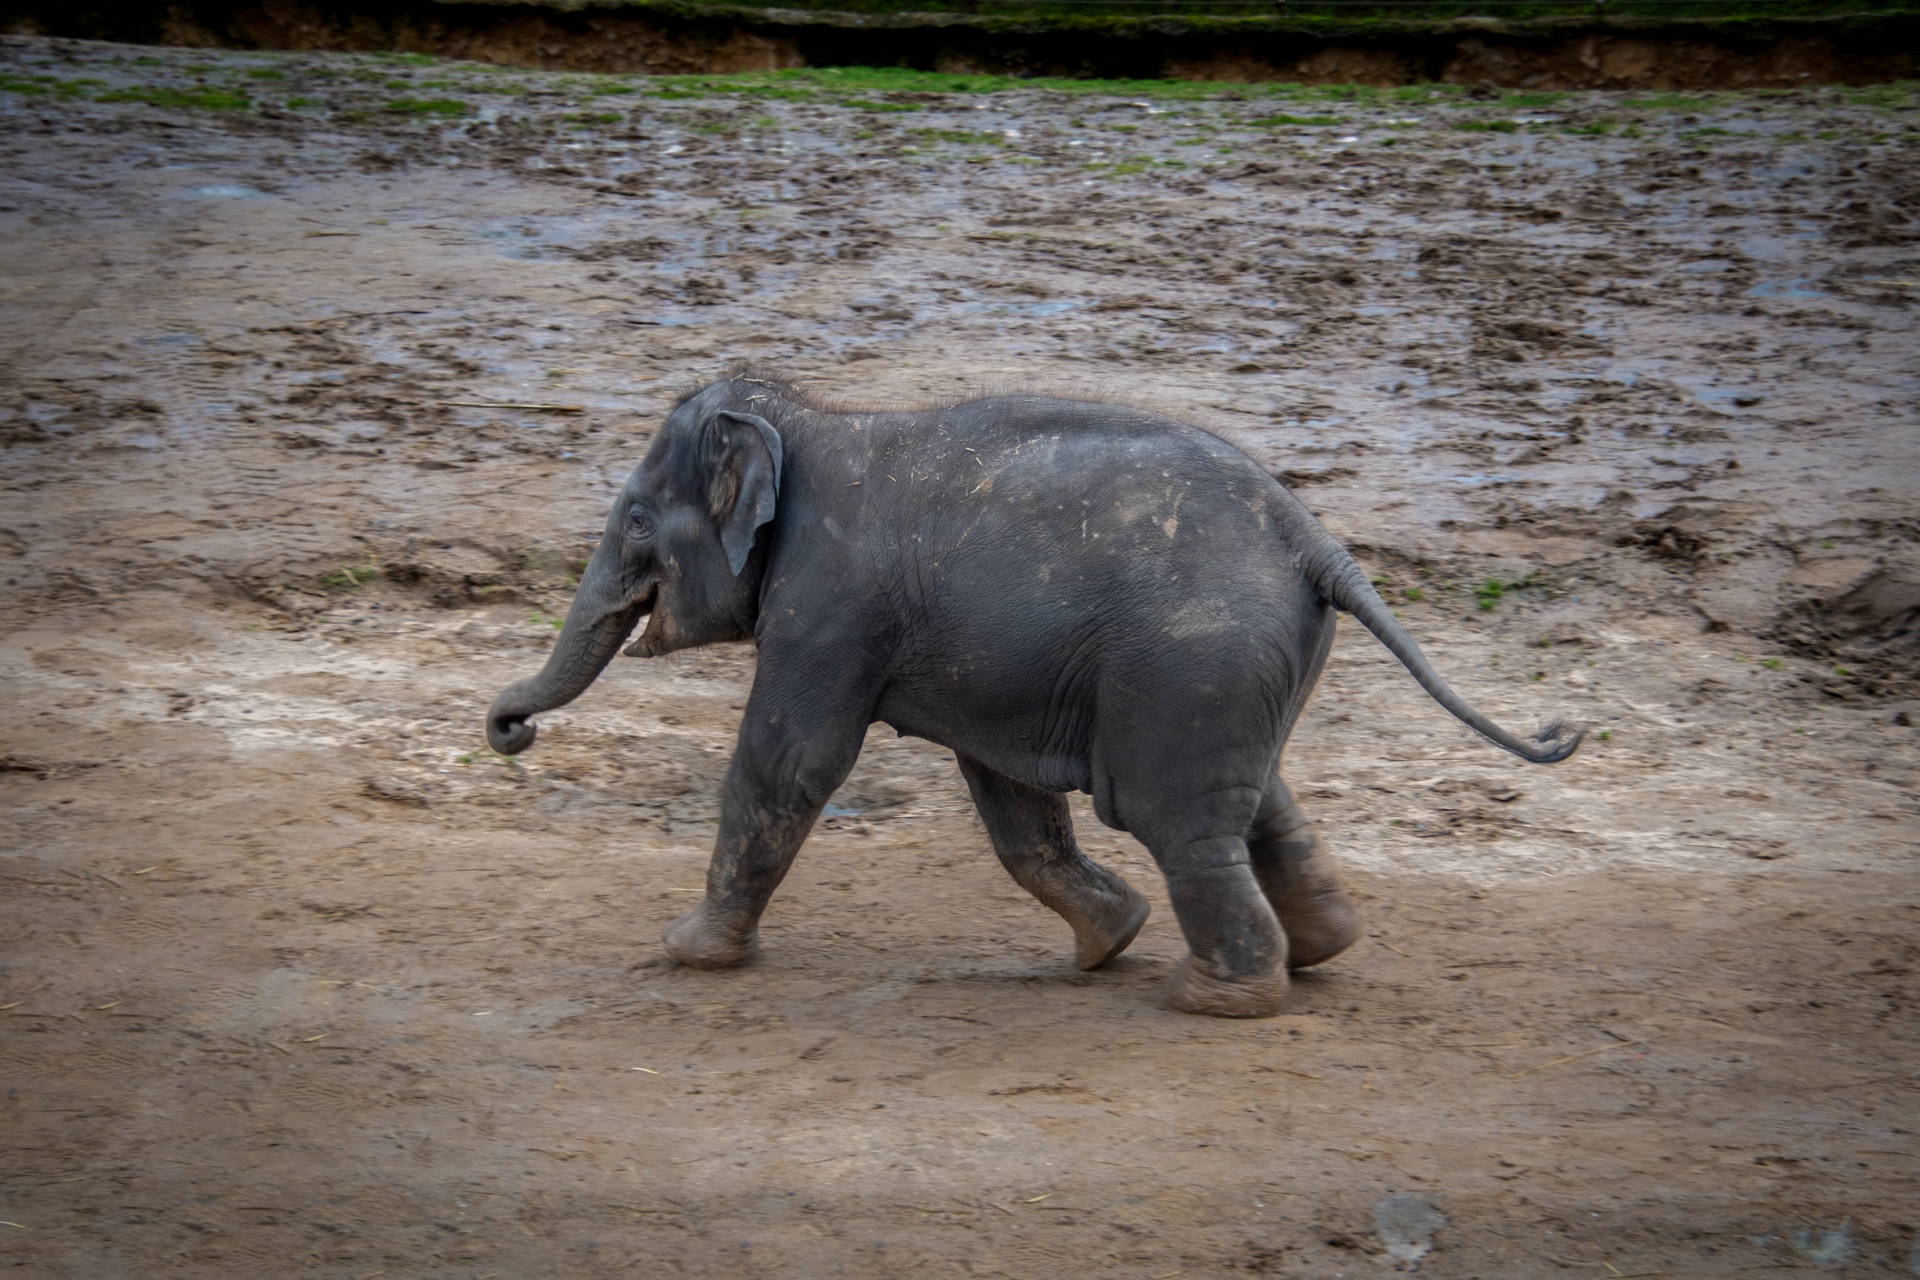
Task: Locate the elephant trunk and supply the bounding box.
[486,548,645,756]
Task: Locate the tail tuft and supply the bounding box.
[1521,721,1584,764]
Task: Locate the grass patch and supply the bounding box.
[1089,156,1183,176]
[1619,92,1722,111]
[460,78,528,96]
[320,565,380,590]
[838,97,921,112]
[1843,81,1920,109]
[0,73,92,99]
[639,66,1398,104]
[914,127,1004,145]
[1248,113,1341,126]
[1474,573,1536,611]
[95,85,251,111]
[383,98,467,116]
[1454,119,1520,133]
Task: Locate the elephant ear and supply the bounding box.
[703,410,783,576]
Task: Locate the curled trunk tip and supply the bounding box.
[487,690,541,756]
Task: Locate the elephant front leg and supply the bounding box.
[1246,775,1361,970]
[662,795,817,969]
[956,755,1149,970]
[663,682,868,970]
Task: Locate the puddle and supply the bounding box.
[1789,1221,1856,1268]
[1744,278,1827,299]
[1738,234,1815,264]
[1374,1194,1447,1263]
[960,299,1084,317]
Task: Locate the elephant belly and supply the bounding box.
[872,639,1101,797]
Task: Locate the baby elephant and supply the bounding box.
[487,373,1580,1016]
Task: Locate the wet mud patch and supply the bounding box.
[1773,566,1920,696]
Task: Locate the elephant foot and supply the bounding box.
[1277,879,1361,970]
[1021,862,1151,970]
[1168,956,1290,1018]
[1253,820,1362,970]
[1067,881,1151,971]
[663,900,757,969]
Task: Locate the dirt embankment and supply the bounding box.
[4,0,1918,85]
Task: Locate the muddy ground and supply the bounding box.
[2,37,1918,1279]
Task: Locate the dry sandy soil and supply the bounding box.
[2,37,1918,1279]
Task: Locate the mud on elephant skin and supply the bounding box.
[486,371,1582,1017]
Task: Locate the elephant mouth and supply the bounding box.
[621,585,663,657]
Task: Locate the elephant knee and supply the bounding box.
[732,737,859,816]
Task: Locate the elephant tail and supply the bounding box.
[1299,534,1584,765]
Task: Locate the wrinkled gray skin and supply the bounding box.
[487,376,1580,1016]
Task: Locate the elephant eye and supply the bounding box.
[626,510,654,538]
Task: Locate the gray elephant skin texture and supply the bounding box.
[486,373,1581,1017]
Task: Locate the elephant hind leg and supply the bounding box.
[1153,844,1292,1018]
[1248,776,1361,970]
[956,755,1149,970]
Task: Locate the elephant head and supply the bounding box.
[485,401,783,755]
